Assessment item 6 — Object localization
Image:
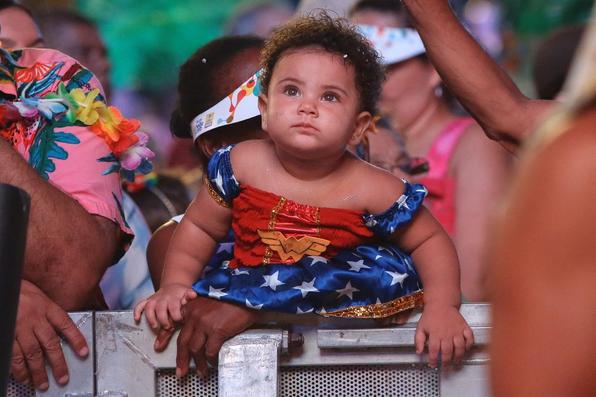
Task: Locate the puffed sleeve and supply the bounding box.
[204,145,241,207]
[362,181,428,237]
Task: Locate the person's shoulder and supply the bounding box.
[453,120,512,167]
[457,121,507,152]
[8,47,107,97]
[233,139,269,153]
[230,139,270,162]
[351,159,407,213]
[229,139,273,180]
[18,47,77,65]
[526,108,596,186]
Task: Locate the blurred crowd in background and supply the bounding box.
[20,0,593,171]
[3,1,596,394]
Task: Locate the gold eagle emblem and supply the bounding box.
[258,230,331,262]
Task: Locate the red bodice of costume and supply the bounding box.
[230,185,375,268]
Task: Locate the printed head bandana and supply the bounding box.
[190,26,426,141]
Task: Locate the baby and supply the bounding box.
[136,14,473,367]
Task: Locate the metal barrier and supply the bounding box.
[8,304,491,397]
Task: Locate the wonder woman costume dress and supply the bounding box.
[193,146,428,318]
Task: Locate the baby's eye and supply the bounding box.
[322,92,339,102]
[283,85,299,96]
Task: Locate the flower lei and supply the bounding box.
[0,49,154,181]
[123,170,159,193]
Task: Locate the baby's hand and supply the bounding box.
[133,284,197,331]
[415,304,474,368]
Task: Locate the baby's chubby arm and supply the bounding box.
[134,185,232,330]
[364,170,474,367]
[391,206,474,367]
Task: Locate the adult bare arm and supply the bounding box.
[0,140,120,310]
[402,0,553,151]
[490,109,596,397]
[147,221,178,289]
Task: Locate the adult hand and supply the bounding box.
[10,280,89,391]
[153,297,259,378]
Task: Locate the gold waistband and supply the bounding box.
[322,290,424,319]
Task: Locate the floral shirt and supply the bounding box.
[0,48,154,235]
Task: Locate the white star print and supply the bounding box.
[336,281,360,300]
[385,271,408,287]
[260,271,285,291]
[374,255,382,260]
[212,170,226,196]
[308,256,328,266]
[296,307,314,314]
[347,259,370,272]
[293,278,319,298]
[317,307,327,314]
[365,217,378,227]
[245,299,263,310]
[232,268,249,276]
[216,242,233,254]
[208,286,228,299]
[220,260,230,269]
[396,194,411,210]
[231,174,239,188]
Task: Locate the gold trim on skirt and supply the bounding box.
[323,290,424,319]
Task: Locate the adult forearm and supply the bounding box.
[0,141,118,309]
[402,0,547,146]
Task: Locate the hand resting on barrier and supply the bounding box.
[152,297,259,378]
[10,280,89,391]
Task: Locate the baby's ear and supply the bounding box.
[350,111,373,146]
[257,94,268,131]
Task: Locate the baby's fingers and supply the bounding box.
[184,289,197,301]
[156,302,174,330]
[414,328,426,355]
[427,337,441,368]
[133,299,148,322]
[169,301,184,323]
[453,335,466,364]
[440,338,454,366]
[463,328,475,350]
[144,301,160,330]
[180,289,197,307]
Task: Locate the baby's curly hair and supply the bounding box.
[260,13,384,114]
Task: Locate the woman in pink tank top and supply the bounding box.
[378,56,512,301]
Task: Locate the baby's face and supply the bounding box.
[259,47,370,160]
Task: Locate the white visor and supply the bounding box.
[190,26,426,141]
